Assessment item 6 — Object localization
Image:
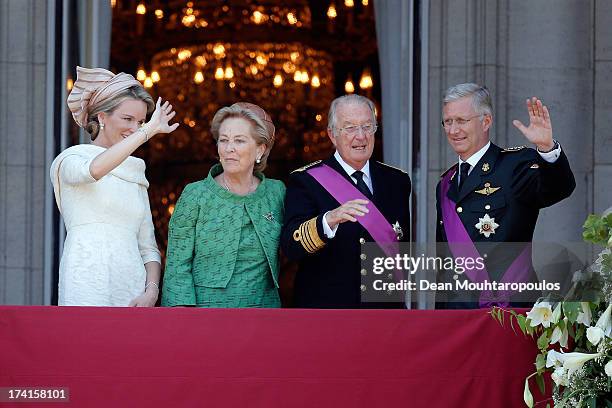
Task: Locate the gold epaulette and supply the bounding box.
[293,216,325,253]
[291,160,322,173]
[376,161,408,174]
[440,163,458,179]
[501,145,527,152]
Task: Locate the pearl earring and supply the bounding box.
[100,123,105,130]
[256,157,261,164]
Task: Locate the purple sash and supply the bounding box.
[440,170,532,307]
[308,164,402,280]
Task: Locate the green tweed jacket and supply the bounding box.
[161,164,286,307]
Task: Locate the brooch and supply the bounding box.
[475,214,499,238]
[392,221,403,241]
[263,212,275,222]
[475,182,501,196]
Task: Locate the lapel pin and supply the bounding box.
[482,163,490,172]
[263,212,275,222]
[475,182,501,196]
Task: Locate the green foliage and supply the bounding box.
[535,353,546,372]
[537,331,549,351]
[490,213,612,408]
[535,373,545,395]
[575,324,584,343]
[603,252,612,271]
[563,302,580,324]
[583,214,612,246]
[517,314,527,335]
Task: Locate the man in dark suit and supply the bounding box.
[281,94,412,308]
[435,83,575,308]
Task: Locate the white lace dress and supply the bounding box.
[50,144,161,306]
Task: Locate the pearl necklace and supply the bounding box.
[222,174,257,195]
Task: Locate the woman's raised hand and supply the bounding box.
[145,97,179,138]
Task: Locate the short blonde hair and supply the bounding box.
[210,103,275,173]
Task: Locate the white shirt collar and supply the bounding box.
[459,141,491,169]
[334,151,371,178]
[334,151,372,189]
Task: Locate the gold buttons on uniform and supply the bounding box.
[485,204,491,210]
[359,238,366,244]
[360,254,367,260]
[456,206,463,213]
[361,269,367,276]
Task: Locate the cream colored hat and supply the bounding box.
[67,66,142,127]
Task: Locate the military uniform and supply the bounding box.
[281,156,412,308]
[435,143,575,308]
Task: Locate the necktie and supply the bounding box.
[458,162,471,191]
[352,170,372,198]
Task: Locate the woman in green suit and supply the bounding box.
[162,102,285,308]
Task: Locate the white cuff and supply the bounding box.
[322,211,338,239]
[537,142,561,163]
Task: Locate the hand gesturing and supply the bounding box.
[146,97,179,138]
[512,97,554,151]
[325,199,370,230]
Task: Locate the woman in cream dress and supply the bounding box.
[50,66,178,306]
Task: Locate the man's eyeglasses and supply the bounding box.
[441,115,482,129]
[337,123,378,136]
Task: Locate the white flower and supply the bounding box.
[586,326,605,346]
[551,367,569,387]
[527,301,553,328]
[560,352,601,377]
[546,349,563,368]
[605,360,612,378]
[576,302,592,326]
[550,319,569,348]
[594,303,612,337]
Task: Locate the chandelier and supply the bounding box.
[110,0,378,256]
[144,41,334,165]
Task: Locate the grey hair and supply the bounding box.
[210,104,275,173]
[443,83,493,117]
[327,94,377,131]
[86,85,154,140]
